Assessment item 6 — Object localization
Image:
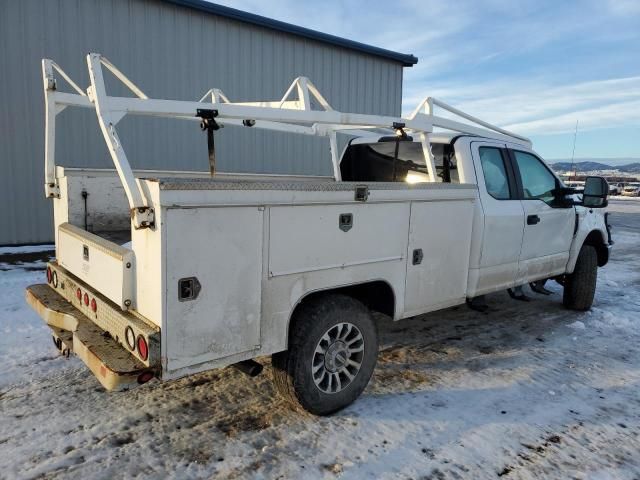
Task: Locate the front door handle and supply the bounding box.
[527,214,540,225]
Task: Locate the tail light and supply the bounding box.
[136,335,148,361]
[76,288,82,300]
[52,271,58,288]
[46,267,52,284]
[90,298,97,312]
[83,292,89,306]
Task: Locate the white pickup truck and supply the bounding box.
[27,54,612,415]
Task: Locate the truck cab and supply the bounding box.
[340,134,611,300]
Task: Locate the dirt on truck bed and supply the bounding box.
[0,199,639,479]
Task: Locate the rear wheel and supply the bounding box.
[563,245,598,311]
[272,294,378,415]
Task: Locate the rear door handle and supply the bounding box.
[527,214,540,225]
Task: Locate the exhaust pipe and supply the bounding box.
[233,359,263,377]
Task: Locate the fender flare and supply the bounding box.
[566,229,609,273]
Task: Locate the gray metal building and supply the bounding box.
[0,0,416,245]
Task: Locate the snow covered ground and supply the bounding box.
[609,195,640,202]
[1,200,639,479]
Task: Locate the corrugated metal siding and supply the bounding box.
[0,0,404,245]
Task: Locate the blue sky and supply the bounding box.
[215,0,640,162]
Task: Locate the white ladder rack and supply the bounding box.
[42,53,531,228]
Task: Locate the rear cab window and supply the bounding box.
[340,140,458,183]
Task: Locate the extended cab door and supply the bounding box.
[508,149,574,282]
[469,142,525,295]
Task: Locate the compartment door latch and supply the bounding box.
[355,185,369,202]
[412,248,423,265]
[178,277,201,302]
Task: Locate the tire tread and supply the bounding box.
[563,245,598,311]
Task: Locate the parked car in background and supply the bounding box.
[622,183,640,197]
[608,183,623,195]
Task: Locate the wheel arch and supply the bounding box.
[583,229,609,267]
[568,229,609,273]
[284,279,396,348]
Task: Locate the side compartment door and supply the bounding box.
[509,149,575,281]
[469,142,524,294]
[165,206,263,372]
[404,200,474,315]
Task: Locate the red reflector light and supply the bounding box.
[90,298,97,312]
[137,335,148,361]
[76,288,82,300]
[137,371,154,384]
[83,292,89,306]
[46,267,52,284]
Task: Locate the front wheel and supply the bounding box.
[563,245,598,311]
[271,294,378,416]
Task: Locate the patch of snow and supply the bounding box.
[0,244,54,254]
[591,308,637,330]
[0,266,79,388]
[609,195,640,201]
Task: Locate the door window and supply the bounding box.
[512,151,557,205]
[479,147,511,200]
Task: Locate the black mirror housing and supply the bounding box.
[583,176,608,208]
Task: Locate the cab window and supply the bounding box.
[340,140,458,183]
[479,147,511,200]
[512,151,558,205]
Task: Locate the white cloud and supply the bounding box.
[403,76,640,135]
[606,0,640,15]
[505,99,640,135]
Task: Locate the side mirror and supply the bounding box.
[583,176,608,208]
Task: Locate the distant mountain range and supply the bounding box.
[550,158,640,173]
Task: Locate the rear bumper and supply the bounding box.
[43,261,159,366]
[25,283,158,391]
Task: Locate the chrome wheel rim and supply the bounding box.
[312,322,364,394]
